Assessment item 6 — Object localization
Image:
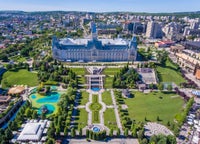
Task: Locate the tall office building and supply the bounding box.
[146,21,162,39]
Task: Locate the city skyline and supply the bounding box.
[0,0,200,13]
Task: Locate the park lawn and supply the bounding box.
[76,108,88,129]
[80,91,89,105]
[1,69,39,88]
[90,95,101,123]
[124,91,184,125]
[71,68,86,75]
[103,68,121,75]
[156,59,186,85]
[104,108,117,130]
[104,76,113,88]
[102,90,113,105]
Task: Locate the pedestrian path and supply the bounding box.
[85,93,92,125]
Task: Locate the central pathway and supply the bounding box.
[111,89,123,133]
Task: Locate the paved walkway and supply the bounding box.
[68,138,139,144]
[85,93,92,125]
[110,90,123,133]
[98,93,106,125]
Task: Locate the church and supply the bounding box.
[52,23,137,62]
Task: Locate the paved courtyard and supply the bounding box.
[144,122,173,137]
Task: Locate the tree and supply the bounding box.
[149,83,154,90]
[79,128,82,137]
[5,128,13,140]
[158,83,164,91]
[117,128,120,136]
[132,128,137,138]
[71,128,75,138]
[124,128,128,137]
[46,138,55,144]
[109,128,113,137]
[32,111,38,119]
[167,84,173,91]
[25,108,32,118]
[64,127,68,136]
[41,112,46,120]
[86,129,89,138]
[0,54,9,62]
[157,116,160,121]
[56,127,60,136]
[47,128,55,138]
[137,129,144,139]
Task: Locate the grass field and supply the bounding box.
[124,91,184,125]
[79,91,89,105]
[1,69,38,88]
[104,108,117,130]
[156,59,186,85]
[104,76,113,88]
[75,108,88,129]
[103,68,121,88]
[71,68,86,75]
[102,90,113,105]
[90,95,101,123]
[103,68,121,75]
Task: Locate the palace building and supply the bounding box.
[52,23,137,62]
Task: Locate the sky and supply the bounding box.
[0,0,200,13]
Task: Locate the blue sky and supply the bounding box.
[0,0,199,12]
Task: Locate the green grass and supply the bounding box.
[103,68,121,75]
[104,76,113,88]
[156,59,186,85]
[103,68,121,88]
[104,108,117,130]
[124,91,184,125]
[102,91,113,105]
[80,91,89,105]
[90,95,101,123]
[71,68,86,75]
[75,108,88,129]
[1,69,39,88]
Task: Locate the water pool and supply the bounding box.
[31,95,36,99]
[38,104,55,115]
[36,92,60,103]
[30,91,61,115]
[91,87,100,92]
[93,126,100,133]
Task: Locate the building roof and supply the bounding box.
[195,69,200,80]
[186,41,200,48]
[8,86,25,95]
[17,120,47,141]
[59,38,128,46]
[0,96,11,103]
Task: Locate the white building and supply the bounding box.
[52,23,137,62]
[146,21,162,39]
[17,120,49,142]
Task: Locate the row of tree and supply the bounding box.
[112,64,139,88]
